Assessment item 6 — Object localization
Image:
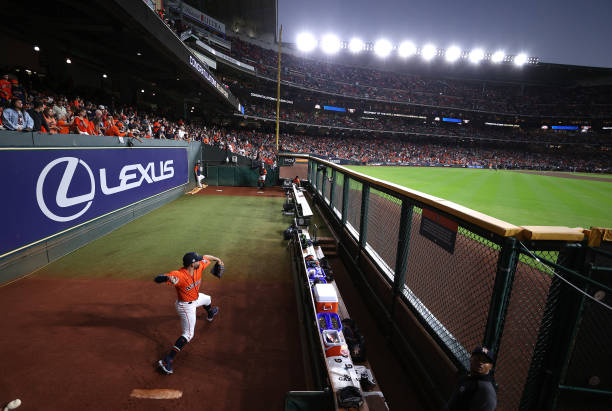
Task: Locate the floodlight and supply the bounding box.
[421,44,437,61]
[296,32,317,52]
[514,53,528,66]
[102,74,108,78]
[445,46,461,63]
[348,38,364,53]
[491,50,505,63]
[33,45,40,52]
[66,58,72,64]
[321,34,341,54]
[469,48,484,64]
[374,39,393,57]
[398,41,417,58]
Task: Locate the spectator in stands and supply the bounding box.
[2,98,33,131]
[73,108,90,134]
[27,100,50,132]
[43,107,60,134]
[53,97,68,120]
[443,346,497,411]
[104,115,126,137]
[90,109,104,135]
[0,74,12,106]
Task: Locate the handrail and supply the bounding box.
[278,153,607,241]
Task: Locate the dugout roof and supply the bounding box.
[0,0,241,116]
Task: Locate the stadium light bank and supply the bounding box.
[294,32,538,65]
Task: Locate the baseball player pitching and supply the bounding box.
[154,252,224,375]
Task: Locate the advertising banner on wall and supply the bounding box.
[0,147,188,258]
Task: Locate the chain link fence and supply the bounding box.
[365,187,402,275]
[402,205,501,365]
[345,178,362,239]
[498,249,556,410]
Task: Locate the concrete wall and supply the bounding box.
[0,131,201,284]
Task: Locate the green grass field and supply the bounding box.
[34,195,293,281]
[346,167,612,228]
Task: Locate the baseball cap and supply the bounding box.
[183,252,203,267]
[472,346,496,364]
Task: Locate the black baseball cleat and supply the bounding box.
[158,358,173,374]
[207,306,219,322]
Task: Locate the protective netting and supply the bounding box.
[556,246,612,411]
[496,250,556,411]
[365,188,402,274]
[345,178,362,239]
[402,206,501,364]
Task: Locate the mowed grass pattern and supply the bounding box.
[346,167,612,228]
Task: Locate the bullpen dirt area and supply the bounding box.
[0,276,305,410]
[512,170,612,182]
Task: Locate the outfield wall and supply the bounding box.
[0,131,201,284]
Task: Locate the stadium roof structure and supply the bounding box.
[0,0,241,116]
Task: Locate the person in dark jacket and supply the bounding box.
[27,100,49,132]
[442,346,497,411]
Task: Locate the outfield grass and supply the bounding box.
[34,195,294,281]
[346,167,612,228]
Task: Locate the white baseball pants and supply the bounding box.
[175,293,211,341]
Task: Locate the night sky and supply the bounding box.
[278,0,612,68]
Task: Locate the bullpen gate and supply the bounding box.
[280,153,612,411]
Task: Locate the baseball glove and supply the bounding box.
[211,262,224,279]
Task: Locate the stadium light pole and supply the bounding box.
[469,48,485,64]
[348,38,364,53]
[491,50,505,63]
[321,34,341,54]
[276,25,282,152]
[296,32,316,52]
[514,53,528,66]
[374,39,393,58]
[398,41,417,58]
[421,44,437,61]
[445,46,461,63]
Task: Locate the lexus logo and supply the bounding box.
[36,156,176,222]
[36,157,95,222]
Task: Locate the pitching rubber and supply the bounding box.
[3,399,21,411]
[129,389,182,399]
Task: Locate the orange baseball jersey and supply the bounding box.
[164,258,211,302]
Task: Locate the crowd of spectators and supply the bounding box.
[1,71,609,173]
[0,74,203,142]
[241,102,611,145]
[229,37,612,118]
[278,133,610,172]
